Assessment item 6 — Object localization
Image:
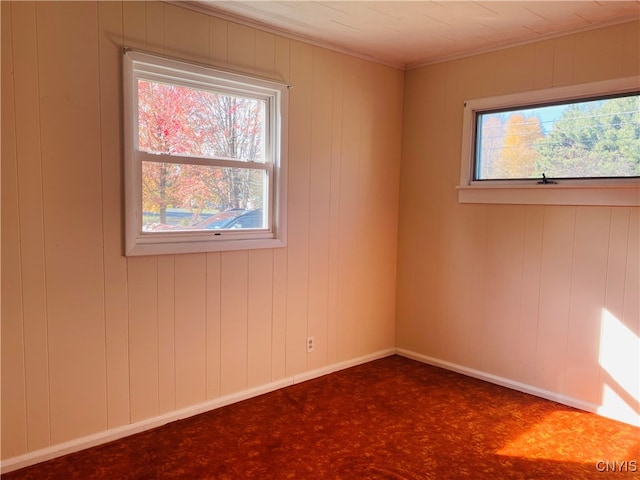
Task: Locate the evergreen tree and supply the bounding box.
[535,96,639,178]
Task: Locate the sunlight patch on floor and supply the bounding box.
[598,384,639,427]
[496,410,639,463]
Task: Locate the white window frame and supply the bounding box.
[123,50,288,256]
[458,76,640,206]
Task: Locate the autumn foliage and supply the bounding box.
[138,80,266,225]
[477,95,639,180]
[491,114,543,178]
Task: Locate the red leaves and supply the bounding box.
[138,79,267,218]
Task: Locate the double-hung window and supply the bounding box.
[123,50,288,255]
[458,77,639,206]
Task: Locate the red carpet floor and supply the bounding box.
[4,355,639,479]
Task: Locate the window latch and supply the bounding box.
[537,173,557,185]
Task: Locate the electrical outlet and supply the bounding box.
[307,336,315,353]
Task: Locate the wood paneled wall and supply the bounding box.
[1,1,403,459]
[397,21,639,426]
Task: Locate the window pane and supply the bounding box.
[141,161,266,232]
[138,80,266,162]
[475,94,640,180]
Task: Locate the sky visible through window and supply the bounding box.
[519,104,567,133]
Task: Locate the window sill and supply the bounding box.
[126,236,286,256]
[457,182,640,206]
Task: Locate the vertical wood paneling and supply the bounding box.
[4,0,405,460]
[433,61,466,362]
[307,47,333,370]
[484,44,536,95]
[98,0,130,430]
[464,206,489,369]
[365,66,403,353]
[397,20,639,429]
[535,207,576,394]
[327,54,344,365]
[602,208,633,419]
[145,1,164,54]
[533,40,555,89]
[121,0,149,428]
[227,23,256,75]
[438,215,460,363]
[216,22,256,394]
[122,1,146,50]
[157,257,175,413]
[255,31,276,77]
[396,66,447,356]
[515,206,544,385]
[551,35,575,86]
[481,206,525,379]
[440,50,483,358]
[336,57,363,361]
[127,257,159,422]
[4,1,638,464]
[11,0,50,451]
[274,36,290,81]
[220,251,249,395]
[206,253,222,399]
[564,207,611,403]
[573,26,624,83]
[37,1,107,444]
[444,204,488,367]
[271,248,288,381]
[247,250,274,387]
[622,21,640,77]
[209,17,228,67]
[270,36,290,381]
[622,211,640,417]
[346,62,382,355]
[351,61,377,357]
[286,41,313,374]
[1,0,28,458]
[174,254,207,408]
[164,4,209,63]
[247,34,278,388]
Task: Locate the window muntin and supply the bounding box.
[124,50,288,255]
[474,93,640,181]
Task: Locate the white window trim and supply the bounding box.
[123,50,288,256]
[458,76,640,206]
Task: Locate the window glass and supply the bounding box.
[138,80,266,162]
[475,93,640,180]
[123,50,288,256]
[141,162,266,232]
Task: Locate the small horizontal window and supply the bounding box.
[459,77,640,206]
[123,50,289,255]
[475,93,639,181]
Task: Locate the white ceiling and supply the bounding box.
[185,1,640,69]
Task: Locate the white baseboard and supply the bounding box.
[293,348,396,384]
[1,378,291,474]
[1,348,395,474]
[396,348,639,427]
[5,347,634,474]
